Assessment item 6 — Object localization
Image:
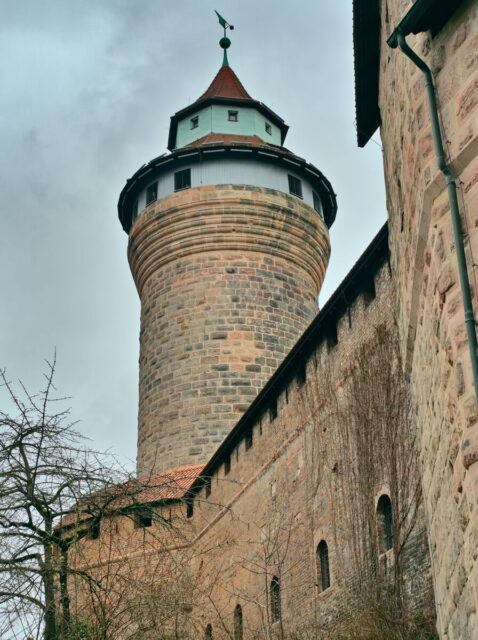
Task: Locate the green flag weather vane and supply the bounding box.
[215,10,234,66]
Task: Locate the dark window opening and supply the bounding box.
[224,455,231,475]
[135,508,153,528]
[313,192,322,217]
[317,540,331,591]
[146,182,158,205]
[204,477,211,498]
[296,362,306,387]
[288,175,303,198]
[326,324,338,350]
[363,278,376,306]
[269,398,277,422]
[190,116,199,129]
[174,168,191,191]
[270,576,281,622]
[132,199,138,222]
[88,520,100,540]
[245,430,253,450]
[205,623,213,640]
[265,122,272,135]
[228,110,238,122]
[234,604,243,640]
[186,500,194,519]
[377,494,394,553]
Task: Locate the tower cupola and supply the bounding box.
[167,64,289,150]
[118,21,337,475]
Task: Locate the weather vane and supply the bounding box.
[215,10,234,66]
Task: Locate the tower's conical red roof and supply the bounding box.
[196,65,252,102]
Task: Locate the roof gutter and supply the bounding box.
[387,20,478,406]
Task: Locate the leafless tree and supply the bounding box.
[0,357,131,639]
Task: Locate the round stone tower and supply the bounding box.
[118,40,337,475]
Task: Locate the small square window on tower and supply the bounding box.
[265,122,272,135]
[174,168,191,191]
[146,182,158,205]
[288,175,303,198]
[190,115,199,129]
[228,110,238,122]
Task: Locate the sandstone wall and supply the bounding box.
[378,1,478,638]
[72,252,435,638]
[128,185,330,474]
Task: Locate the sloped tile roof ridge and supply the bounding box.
[196,64,252,102]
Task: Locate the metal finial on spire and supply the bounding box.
[215,10,234,66]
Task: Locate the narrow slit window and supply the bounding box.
[270,576,281,622]
[186,500,194,519]
[228,110,238,122]
[205,623,213,640]
[234,604,243,640]
[190,115,199,129]
[377,494,394,553]
[327,326,338,351]
[224,455,231,475]
[146,182,158,205]
[174,168,191,191]
[296,362,306,387]
[265,122,272,135]
[288,175,303,198]
[269,398,277,422]
[316,540,331,591]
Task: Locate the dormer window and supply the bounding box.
[288,175,303,199]
[190,116,199,129]
[146,182,158,205]
[265,122,272,135]
[228,110,238,122]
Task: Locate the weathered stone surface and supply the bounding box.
[379,2,478,638]
[128,185,330,474]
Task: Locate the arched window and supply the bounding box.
[204,623,213,639]
[234,604,243,640]
[270,576,281,622]
[316,540,330,591]
[377,494,394,552]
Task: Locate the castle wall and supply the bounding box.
[128,184,330,474]
[378,1,478,637]
[72,252,435,638]
[186,257,434,637]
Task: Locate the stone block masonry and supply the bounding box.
[128,184,330,474]
[379,1,478,638]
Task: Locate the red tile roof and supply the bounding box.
[187,133,274,148]
[196,65,252,102]
[58,464,204,529]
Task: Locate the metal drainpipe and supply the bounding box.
[392,32,478,406]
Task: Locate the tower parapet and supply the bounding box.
[118,43,337,475]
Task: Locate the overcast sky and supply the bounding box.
[0,1,386,471]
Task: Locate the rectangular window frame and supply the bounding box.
[288,175,303,199]
[190,115,199,129]
[265,122,272,135]
[146,182,158,206]
[228,110,238,122]
[174,168,191,192]
[313,192,323,218]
